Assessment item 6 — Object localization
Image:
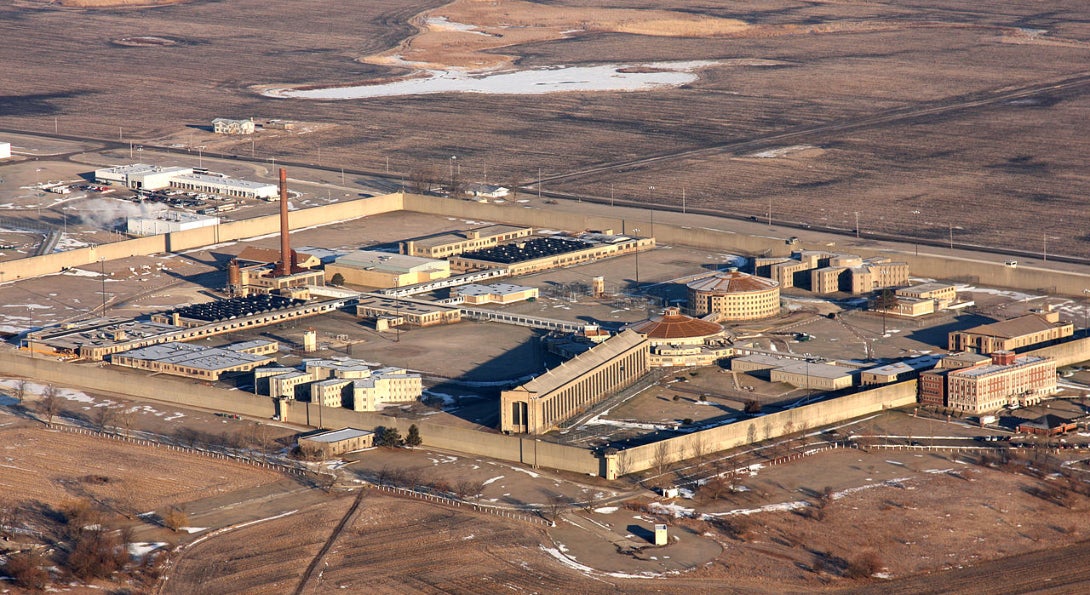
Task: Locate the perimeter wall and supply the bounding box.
[401,193,1090,297]
[0,192,404,281]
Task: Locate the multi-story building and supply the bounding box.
[501,330,649,434]
[948,310,1073,353]
[687,270,780,320]
[325,251,451,288]
[259,358,423,412]
[944,351,1056,414]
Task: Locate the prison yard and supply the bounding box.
[5,0,1090,591]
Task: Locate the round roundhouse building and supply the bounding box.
[687,269,780,320]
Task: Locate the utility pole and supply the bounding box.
[682,187,686,214]
[854,212,860,238]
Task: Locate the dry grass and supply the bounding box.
[0,422,282,514]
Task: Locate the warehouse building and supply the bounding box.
[355,295,462,328]
[326,251,451,289]
[170,172,277,200]
[109,339,278,380]
[770,361,856,391]
[298,428,374,458]
[452,283,538,305]
[126,211,220,236]
[95,164,193,191]
[449,232,653,275]
[501,330,649,434]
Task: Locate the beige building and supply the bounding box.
[851,258,910,294]
[501,330,649,434]
[356,295,462,328]
[260,358,423,412]
[326,251,450,288]
[627,307,731,367]
[948,311,1073,353]
[687,270,780,320]
[298,428,374,458]
[449,234,654,276]
[897,283,958,308]
[110,340,278,381]
[760,250,908,295]
[212,118,255,135]
[770,361,856,391]
[945,351,1057,414]
[400,224,532,258]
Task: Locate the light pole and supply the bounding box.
[854,212,860,238]
[682,187,686,214]
[1043,234,1059,262]
[99,258,107,315]
[632,227,640,292]
[449,155,456,193]
[911,209,921,256]
[197,146,205,169]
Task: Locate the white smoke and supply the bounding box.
[72,198,168,231]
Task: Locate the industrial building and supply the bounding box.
[150,295,306,327]
[501,330,649,434]
[170,172,277,200]
[325,251,451,288]
[400,224,532,258]
[355,295,462,328]
[22,318,182,358]
[95,164,194,191]
[212,118,255,135]
[948,310,1073,353]
[449,232,653,275]
[94,163,277,198]
[452,283,538,305]
[235,246,321,269]
[686,270,781,320]
[109,339,278,380]
[770,361,856,391]
[298,428,374,458]
[626,307,732,367]
[126,211,220,236]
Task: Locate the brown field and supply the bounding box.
[0,419,282,514]
[160,448,1090,594]
[1,1,1089,257]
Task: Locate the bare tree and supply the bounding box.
[40,385,60,424]
[119,407,137,438]
[0,497,17,539]
[94,405,118,433]
[407,165,439,195]
[15,379,28,403]
[546,494,571,524]
[688,434,708,461]
[653,441,672,474]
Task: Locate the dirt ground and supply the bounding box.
[2,1,1089,257]
[0,418,282,515]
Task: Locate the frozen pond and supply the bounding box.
[264,60,716,100]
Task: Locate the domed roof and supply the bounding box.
[687,269,778,294]
[628,307,723,340]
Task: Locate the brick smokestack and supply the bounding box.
[276,167,291,276]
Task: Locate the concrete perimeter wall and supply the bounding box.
[1028,336,1090,368]
[401,194,1090,297]
[0,349,600,476]
[613,381,919,476]
[0,192,404,281]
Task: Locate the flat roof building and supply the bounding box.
[95,164,194,191]
[298,428,374,458]
[356,295,462,328]
[452,283,538,305]
[170,172,278,200]
[127,210,220,236]
[946,351,1056,414]
[770,361,856,391]
[326,251,451,289]
[400,224,531,259]
[109,340,278,380]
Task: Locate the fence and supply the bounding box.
[364,483,553,526]
[45,422,309,477]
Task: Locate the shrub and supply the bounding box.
[3,551,50,591]
[845,551,884,579]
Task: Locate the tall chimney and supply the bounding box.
[276,168,291,276]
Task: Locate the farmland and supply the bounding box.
[0,1,1088,257]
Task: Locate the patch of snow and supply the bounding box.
[593,506,619,514]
